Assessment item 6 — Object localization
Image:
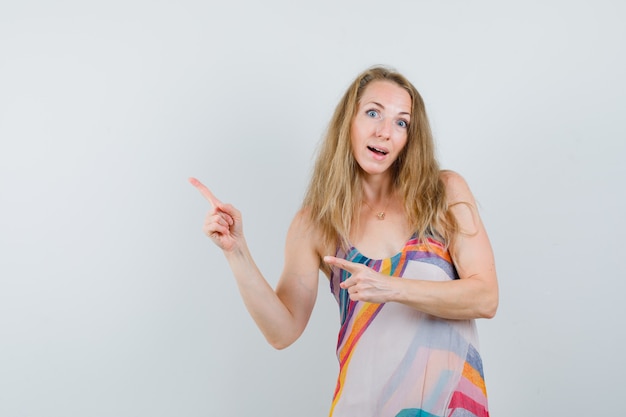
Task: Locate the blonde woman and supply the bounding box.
[190,66,498,417]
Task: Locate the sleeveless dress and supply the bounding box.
[328,234,489,417]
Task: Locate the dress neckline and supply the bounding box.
[347,232,418,262]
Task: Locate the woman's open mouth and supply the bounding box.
[367,146,388,156]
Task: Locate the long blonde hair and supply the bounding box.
[302,65,457,249]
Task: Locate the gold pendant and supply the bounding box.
[376,212,385,220]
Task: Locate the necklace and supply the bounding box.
[362,197,391,220]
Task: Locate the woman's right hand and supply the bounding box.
[189,177,243,253]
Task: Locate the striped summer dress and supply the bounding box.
[328,234,489,417]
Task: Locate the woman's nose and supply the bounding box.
[376,118,392,139]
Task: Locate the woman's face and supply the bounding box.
[350,80,411,178]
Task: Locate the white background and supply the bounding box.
[1,0,625,416]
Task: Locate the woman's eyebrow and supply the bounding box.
[360,100,384,109]
[367,101,410,116]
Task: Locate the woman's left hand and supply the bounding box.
[324,256,398,304]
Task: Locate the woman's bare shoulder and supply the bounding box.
[289,207,331,252]
[439,169,467,187]
[439,169,474,204]
[290,206,316,232]
[290,207,336,273]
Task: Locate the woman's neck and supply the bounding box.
[361,175,395,206]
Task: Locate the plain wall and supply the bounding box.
[1,0,625,415]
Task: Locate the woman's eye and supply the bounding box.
[366,110,379,118]
[397,120,408,128]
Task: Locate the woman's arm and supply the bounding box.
[190,178,322,349]
[226,211,322,349]
[324,171,498,320]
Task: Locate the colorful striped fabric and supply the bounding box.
[328,235,489,417]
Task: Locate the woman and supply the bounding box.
[190,65,498,417]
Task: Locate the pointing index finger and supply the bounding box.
[189,177,222,208]
[324,256,360,273]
